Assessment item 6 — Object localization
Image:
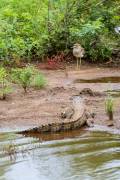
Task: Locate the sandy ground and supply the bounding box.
[0,65,120,132]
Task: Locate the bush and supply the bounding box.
[11,66,34,93]
[0,0,119,62]
[31,73,46,89]
[0,67,12,100]
[70,19,116,61]
[11,65,47,92]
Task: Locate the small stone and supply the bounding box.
[79,88,94,96]
[91,113,96,119]
[107,121,114,127]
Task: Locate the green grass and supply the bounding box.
[31,73,46,89]
[105,95,114,120]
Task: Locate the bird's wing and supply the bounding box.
[73,49,81,57]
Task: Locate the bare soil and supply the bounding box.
[0,64,120,132]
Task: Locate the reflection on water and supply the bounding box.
[0,129,120,180]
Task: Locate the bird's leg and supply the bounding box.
[79,57,81,69]
[77,58,79,70]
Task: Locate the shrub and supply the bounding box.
[11,65,46,92]
[0,67,12,100]
[11,66,34,93]
[31,73,46,89]
[105,95,114,120]
[0,0,119,62]
[46,52,65,70]
[70,19,116,61]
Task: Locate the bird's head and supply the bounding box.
[73,43,81,49]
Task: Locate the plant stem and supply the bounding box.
[108,111,113,121]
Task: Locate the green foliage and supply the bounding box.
[70,18,117,61]
[31,73,46,89]
[0,0,119,62]
[0,0,48,61]
[11,66,34,93]
[11,65,47,92]
[0,67,12,99]
[105,94,114,120]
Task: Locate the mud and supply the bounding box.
[0,65,120,132]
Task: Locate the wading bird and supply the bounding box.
[73,43,85,69]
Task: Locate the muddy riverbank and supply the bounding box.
[0,65,120,133]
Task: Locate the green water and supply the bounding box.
[0,129,120,180]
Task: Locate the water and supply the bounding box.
[0,129,120,180]
[74,76,120,83]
